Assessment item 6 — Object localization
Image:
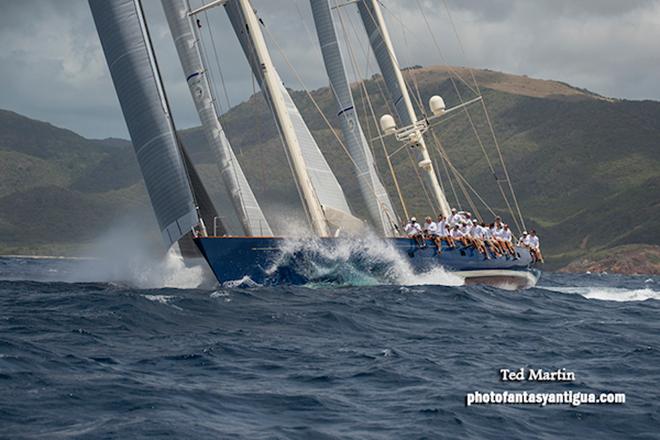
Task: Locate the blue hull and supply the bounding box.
[194,236,536,286]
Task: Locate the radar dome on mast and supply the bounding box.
[429,95,446,117]
[380,114,397,134]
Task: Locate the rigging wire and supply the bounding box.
[257,12,398,216]
[393,7,427,119]
[405,147,437,214]
[441,0,526,232]
[373,0,525,229]
[378,0,479,96]
[192,2,255,226]
[416,0,527,231]
[430,129,462,210]
[196,8,223,115]
[337,4,409,220]
[202,9,232,112]
[429,131,498,219]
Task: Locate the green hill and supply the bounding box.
[0,66,658,271]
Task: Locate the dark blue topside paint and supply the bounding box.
[195,236,534,285]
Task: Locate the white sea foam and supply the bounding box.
[69,219,211,289]
[143,294,176,304]
[544,286,660,302]
[222,276,260,288]
[267,232,464,287]
[143,294,183,310]
[123,249,207,289]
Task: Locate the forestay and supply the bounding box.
[89,0,199,247]
[310,0,398,236]
[161,0,272,236]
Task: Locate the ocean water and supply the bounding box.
[0,255,659,439]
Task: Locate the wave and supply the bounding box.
[264,234,464,287]
[543,285,660,302]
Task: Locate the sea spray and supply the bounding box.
[68,218,215,289]
[265,232,464,287]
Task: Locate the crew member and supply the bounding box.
[449,208,462,226]
[404,217,425,248]
[450,224,469,246]
[528,229,544,263]
[500,224,517,258]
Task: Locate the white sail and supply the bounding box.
[277,77,352,218]
[89,0,199,247]
[225,0,361,236]
[161,0,272,236]
[357,0,451,217]
[310,0,398,236]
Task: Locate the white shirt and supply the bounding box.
[450,228,464,238]
[404,222,422,236]
[517,235,528,246]
[436,220,447,235]
[493,227,505,239]
[449,214,462,226]
[528,235,540,249]
[483,227,493,240]
[471,225,484,239]
[501,229,512,242]
[425,222,438,235]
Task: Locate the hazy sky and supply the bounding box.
[0,0,658,139]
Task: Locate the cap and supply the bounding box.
[411,217,417,222]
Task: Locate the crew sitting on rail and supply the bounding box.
[494,223,515,258]
[423,216,438,236]
[404,217,426,248]
[443,224,456,248]
[501,224,518,259]
[527,229,544,263]
[468,219,489,259]
[423,216,443,250]
[448,208,463,226]
[450,224,470,246]
[488,223,506,256]
[436,214,456,248]
[481,221,501,257]
[418,208,544,262]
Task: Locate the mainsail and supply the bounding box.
[89,0,202,247]
[225,0,361,236]
[161,0,272,237]
[310,0,398,236]
[357,0,451,217]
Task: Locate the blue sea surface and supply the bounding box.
[0,256,659,439]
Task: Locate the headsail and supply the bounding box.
[225,0,360,236]
[161,0,272,237]
[310,0,398,236]
[357,0,451,217]
[89,0,201,247]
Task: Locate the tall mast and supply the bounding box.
[310,0,398,236]
[230,0,330,236]
[162,0,272,236]
[89,0,204,247]
[358,0,451,217]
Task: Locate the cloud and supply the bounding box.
[0,0,658,139]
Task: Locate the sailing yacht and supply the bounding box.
[89,0,539,288]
